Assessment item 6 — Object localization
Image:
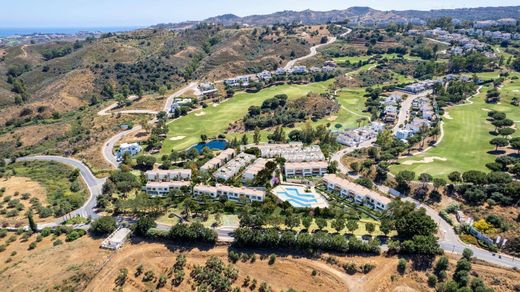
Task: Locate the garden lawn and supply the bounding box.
[162,80,334,152]
[390,81,520,179]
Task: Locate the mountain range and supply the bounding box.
[153,6,520,29]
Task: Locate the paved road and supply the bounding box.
[283,33,341,70]
[163,82,200,112]
[101,125,143,168]
[116,109,158,115]
[97,95,140,116]
[426,37,451,47]
[330,93,520,269]
[392,90,432,134]
[16,156,106,229]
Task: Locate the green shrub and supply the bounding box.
[343,262,357,275]
[53,239,63,246]
[228,250,240,263]
[427,274,437,287]
[397,259,407,274]
[362,263,375,274]
[28,242,37,250]
[268,254,276,265]
[41,227,51,237]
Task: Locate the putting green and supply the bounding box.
[390,78,520,179]
[162,80,334,152]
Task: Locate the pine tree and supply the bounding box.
[28,210,37,232]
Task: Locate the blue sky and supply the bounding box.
[1,0,518,27]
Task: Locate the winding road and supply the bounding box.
[330,88,520,269]
[16,156,106,229]
[14,27,518,269]
[102,125,143,168]
[283,34,339,70]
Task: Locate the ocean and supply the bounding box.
[0,27,141,38]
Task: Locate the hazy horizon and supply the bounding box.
[0,0,518,28]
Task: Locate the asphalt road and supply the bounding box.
[330,93,520,269]
[13,26,519,268]
[392,90,432,133]
[16,156,106,229]
[101,125,143,168]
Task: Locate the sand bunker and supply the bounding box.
[401,156,447,165]
[195,111,206,116]
[443,112,453,120]
[327,116,338,121]
[169,136,186,141]
[481,108,492,112]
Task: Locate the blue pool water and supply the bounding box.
[191,140,228,152]
[276,187,319,208]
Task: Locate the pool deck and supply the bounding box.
[272,184,329,209]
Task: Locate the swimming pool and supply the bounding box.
[272,185,329,208]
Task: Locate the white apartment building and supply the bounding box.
[285,161,328,177]
[323,174,391,211]
[145,181,191,197]
[213,152,256,181]
[244,143,325,162]
[117,143,141,157]
[242,158,269,182]
[193,184,265,202]
[201,148,236,172]
[144,169,192,181]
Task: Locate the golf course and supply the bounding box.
[390,78,520,179]
[161,80,335,153]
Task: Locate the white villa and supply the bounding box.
[382,93,402,106]
[335,122,385,146]
[213,152,256,181]
[144,169,192,181]
[193,184,265,202]
[285,161,328,177]
[257,70,272,81]
[275,68,287,75]
[224,75,250,87]
[145,181,191,196]
[201,148,236,172]
[198,82,218,97]
[290,66,307,74]
[117,142,141,157]
[242,158,269,182]
[323,174,391,211]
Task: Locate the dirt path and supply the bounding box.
[20,45,29,57]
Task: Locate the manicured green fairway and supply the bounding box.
[390,80,520,179]
[225,87,369,143]
[162,80,334,152]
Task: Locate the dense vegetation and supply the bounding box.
[5,161,87,218]
[242,93,339,130]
